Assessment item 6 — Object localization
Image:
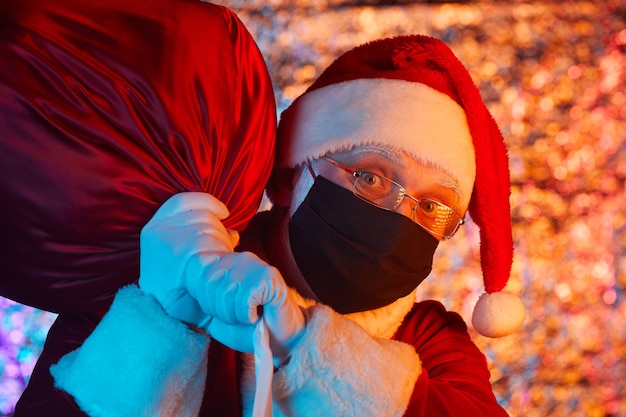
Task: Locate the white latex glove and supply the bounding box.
[138,192,239,327]
[186,251,306,365]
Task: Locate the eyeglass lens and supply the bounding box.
[320,156,463,238]
[353,172,462,238]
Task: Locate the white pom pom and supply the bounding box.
[471,291,525,338]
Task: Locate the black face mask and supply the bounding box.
[288,176,439,314]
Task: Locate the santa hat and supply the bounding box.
[276,35,525,338]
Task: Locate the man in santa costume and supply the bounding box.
[50,35,525,416]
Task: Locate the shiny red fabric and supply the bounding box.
[0,0,276,313]
[397,301,508,416]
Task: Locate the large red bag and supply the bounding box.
[0,0,276,314]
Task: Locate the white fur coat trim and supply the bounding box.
[51,285,210,417]
[242,301,422,417]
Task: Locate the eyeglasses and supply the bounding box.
[308,156,465,239]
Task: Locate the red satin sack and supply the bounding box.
[0,0,277,314]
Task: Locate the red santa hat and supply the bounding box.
[277,35,525,337]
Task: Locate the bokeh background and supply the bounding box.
[1,1,625,416]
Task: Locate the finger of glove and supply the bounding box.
[172,209,236,252]
[146,207,226,229]
[216,253,292,320]
[185,255,260,325]
[148,206,234,233]
[151,192,230,221]
[139,227,225,297]
[139,198,230,309]
[257,285,306,359]
[142,211,235,261]
[223,253,306,357]
[204,316,256,354]
[159,290,206,327]
[207,252,283,317]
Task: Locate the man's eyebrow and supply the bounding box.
[430,168,462,204]
[344,146,463,204]
[408,155,463,205]
[349,146,403,163]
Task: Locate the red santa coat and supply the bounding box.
[15,212,508,417]
[15,283,507,417]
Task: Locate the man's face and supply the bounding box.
[289,146,467,241]
[274,144,467,303]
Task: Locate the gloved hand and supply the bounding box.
[138,192,239,327]
[186,251,306,365]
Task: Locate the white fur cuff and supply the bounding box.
[271,304,422,417]
[51,285,210,417]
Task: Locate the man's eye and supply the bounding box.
[420,201,437,213]
[359,171,381,187]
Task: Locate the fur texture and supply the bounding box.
[241,290,421,416]
[278,78,475,209]
[51,286,210,417]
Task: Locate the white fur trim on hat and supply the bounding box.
[279,78,476,207]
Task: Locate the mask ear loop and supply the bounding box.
[305,160,317,180]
